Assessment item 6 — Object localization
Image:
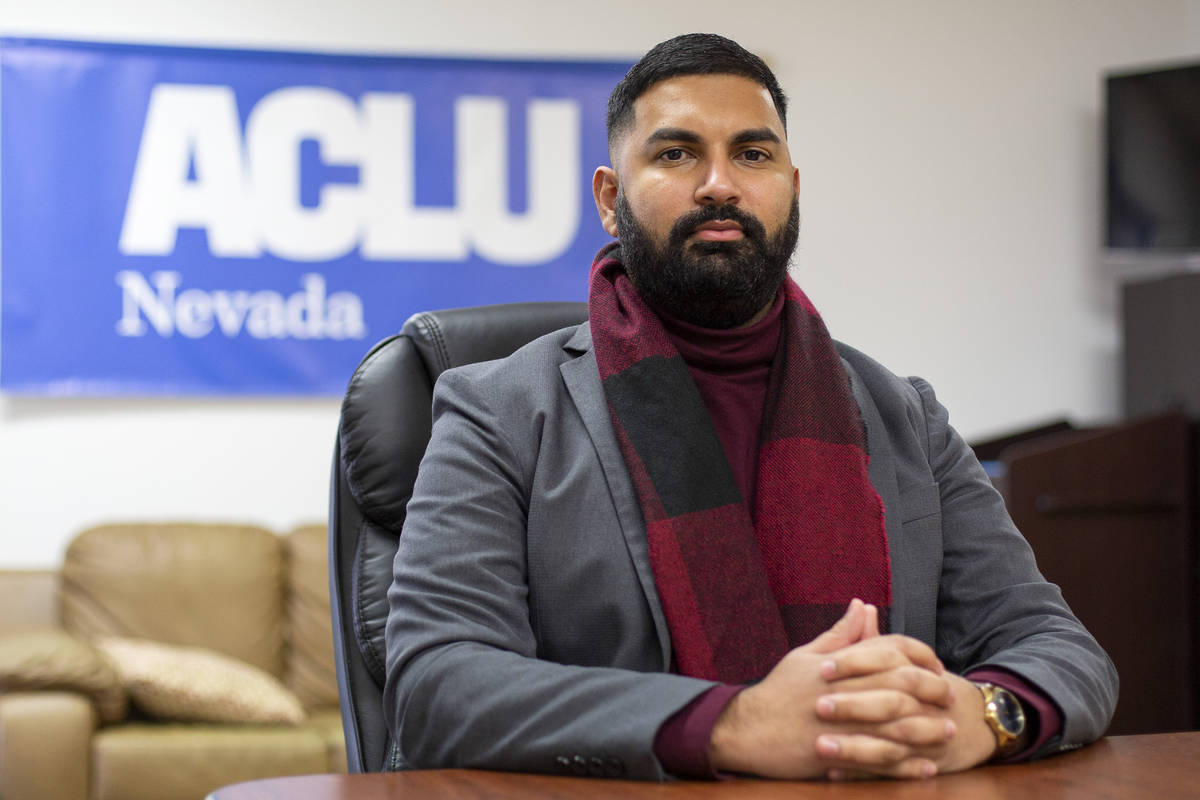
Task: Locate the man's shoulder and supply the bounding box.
[834,340,920,402]
[435,321,590,405]
[448,320,585,375]
[833,340,935,445]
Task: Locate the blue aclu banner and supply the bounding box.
[0,38,629,395]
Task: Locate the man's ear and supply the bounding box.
[593,166,620,238]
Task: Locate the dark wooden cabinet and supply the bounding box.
[994,413,1197,734]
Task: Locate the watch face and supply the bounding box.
[993,687,1026,734]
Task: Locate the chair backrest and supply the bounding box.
[329,301,589,772]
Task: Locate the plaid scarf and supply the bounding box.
[588,244,891,683]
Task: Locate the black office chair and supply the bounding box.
[328,301,589,772]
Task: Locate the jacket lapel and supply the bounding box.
[559,322,674,668]
[842,357,909,635]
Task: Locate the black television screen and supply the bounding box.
[1106,63,1200,251]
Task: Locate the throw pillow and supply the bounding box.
[95,637,305,725]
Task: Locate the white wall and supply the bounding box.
[1,0,1198,567]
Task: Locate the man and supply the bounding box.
[384,33,1117,781]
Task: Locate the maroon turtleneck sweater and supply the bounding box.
[658,291,784,510]
[646,293,1060,777]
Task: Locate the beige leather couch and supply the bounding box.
[0,523,346,800]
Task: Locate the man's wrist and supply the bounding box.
[971,681,1030,759]
[967,668,1057,762]
[655,685,744,778]
[708,686,749,773]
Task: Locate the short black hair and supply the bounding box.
[606,33,788,151]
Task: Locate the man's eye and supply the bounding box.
[741,149,768,162]
[661,148,686,161]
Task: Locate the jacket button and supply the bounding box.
[554,755,572,772]
[604,756,624,777]
[571,755,589,775]
[587,756,606,776]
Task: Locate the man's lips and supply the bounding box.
[691,220,744,241]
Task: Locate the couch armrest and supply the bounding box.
[0,629,127,722]
[0,691,96,800]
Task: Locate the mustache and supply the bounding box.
[668,204,768,246]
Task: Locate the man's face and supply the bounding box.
[594,73,800,328]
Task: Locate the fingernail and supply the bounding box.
[817,697,835,716]
[828,769,845,781]
[922,762,937,778]
[944,720,957,738]
[820,659,836,679]
[816,735,839,756]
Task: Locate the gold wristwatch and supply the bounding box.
[972,681,1028,758]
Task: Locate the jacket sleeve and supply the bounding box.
[912,376,1119,756]
[383,366,716,780]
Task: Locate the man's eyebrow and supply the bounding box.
[730,128,782,146]
[643,127,783,148]
[644,127,702,146]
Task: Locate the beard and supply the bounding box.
[614,190,800,329]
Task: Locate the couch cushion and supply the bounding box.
[305,708,349,773]
[284,525,340,711]
[62,523,286,677]
[96,637,305,725]
[92,723,328,800]
[0,629,127,722]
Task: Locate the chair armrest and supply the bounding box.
[0,691,96,800]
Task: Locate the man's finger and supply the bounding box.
[862,603,880,639]
[820,635,944,679]
[800,598,867,654]
[826,664,954,708]
[815,689,926,723]
[875,715,958,748]
[815,734,938,779]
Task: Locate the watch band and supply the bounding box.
[972,681,1028,758]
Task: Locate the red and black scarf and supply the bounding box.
[589,244,892,683]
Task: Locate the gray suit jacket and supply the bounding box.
[383,322,1118,780]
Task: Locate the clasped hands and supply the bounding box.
[708,598,997,780]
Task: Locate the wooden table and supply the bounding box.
[208,732,1200,799]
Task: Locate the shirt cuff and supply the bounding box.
[966,667,1063,762]
[653,684,744,779]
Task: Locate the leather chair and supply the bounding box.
[329,301,589,772]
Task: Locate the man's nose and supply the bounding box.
[694,159,740,206]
